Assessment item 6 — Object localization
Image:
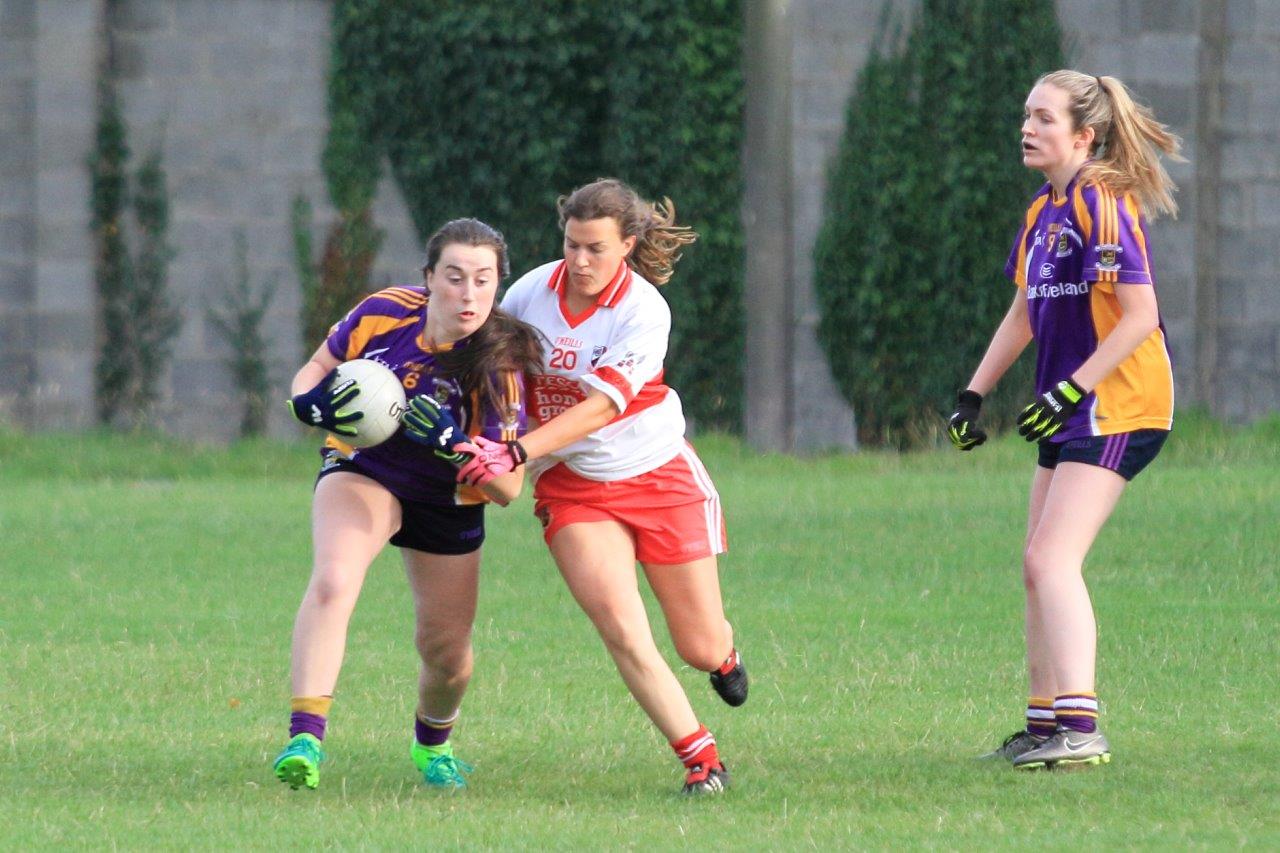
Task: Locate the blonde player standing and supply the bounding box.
[947,71,1181,770]
[455,178,747,795]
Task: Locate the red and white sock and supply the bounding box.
[671,724,720,771]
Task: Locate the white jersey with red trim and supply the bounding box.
[500,259,687,482]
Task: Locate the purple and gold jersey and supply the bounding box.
[1005,176,1174,441]
[321,285,526,505]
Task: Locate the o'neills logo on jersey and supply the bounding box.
[1027,281,1090,300]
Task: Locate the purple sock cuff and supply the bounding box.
[415,716,453,747]
[1057,715,1097,734]
[290,711,327,740]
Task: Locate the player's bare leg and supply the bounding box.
[277,471,399,788]
[291,472,400,696]
[551,520,699,739]
[643,557,746,706]
[403,547,480,788]
[1014,461,1125,770]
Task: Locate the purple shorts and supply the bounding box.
[1037,429,1169,481]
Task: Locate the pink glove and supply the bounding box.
[454,436,528,487]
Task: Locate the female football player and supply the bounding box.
[455,178,746,795]
[273,218,543,791]
[947,71,1181,769]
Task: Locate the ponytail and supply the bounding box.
[1038,70,1185,219]
[557,178,698,285]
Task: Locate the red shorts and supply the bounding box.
[532,445,727,565]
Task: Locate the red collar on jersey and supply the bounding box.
[546,259,633,308]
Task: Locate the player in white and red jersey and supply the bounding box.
[456,178,746,795]
[273,220,544,792]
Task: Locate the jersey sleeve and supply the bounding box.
[1004,224,1030,288]
[579,297,670,411]
[474,369,528,442]
[324,287,424,361]
[1077,183,1153,285]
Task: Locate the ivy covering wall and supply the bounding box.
[814,0,1065,446]
[325,0,745,430]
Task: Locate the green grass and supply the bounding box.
[1,419,1278,848]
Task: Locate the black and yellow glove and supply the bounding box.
[947,390,987,451]
[1016,378,1085,443]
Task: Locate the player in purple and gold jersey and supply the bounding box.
[272,219,544,791]
[947,71,1182,770]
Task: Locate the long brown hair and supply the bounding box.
[556,178,698,285]
[1038,69,1184,219]
[423,219,544,417]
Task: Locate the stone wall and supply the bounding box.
[0,0,423,440]
[4,1,1278,444]
[743,0,1280,453]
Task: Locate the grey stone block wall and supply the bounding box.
[1059,0,1280,421]
[0,0,38,416]
[1216,0,1280,419]
[0,0,423,439]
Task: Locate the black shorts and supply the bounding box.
[1037,429,1168,481]
[316,454,486,555]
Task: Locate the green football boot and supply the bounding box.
[411,740,473,789]
[274,733,324,790]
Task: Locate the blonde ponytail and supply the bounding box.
[1038,70,1185,219]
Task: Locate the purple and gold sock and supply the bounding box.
[1054,692,1099,733]
[415,709,458,747]
[1026,696,1056,737]
[290,696,333,740]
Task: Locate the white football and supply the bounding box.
[332,358,407,448]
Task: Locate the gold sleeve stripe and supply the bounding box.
[1015,195,1050,287]
[376,290,428,310]
[344,314,419,360]
[1098,185,1118,282]
[1072,183,1093,246]
[468,390,483,438]
[383,286,427,303]
[1124,194,1151,277]
[500,370,521,441]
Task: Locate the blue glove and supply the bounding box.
[1017,378,1085,443]
[402,394,470,465]
[287,368,363,436]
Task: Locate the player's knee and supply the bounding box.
[1022,544,1052,592]
[591,609,648,657]
[305,568,361,610]
[418,631,473,684]
[674,637,728,672]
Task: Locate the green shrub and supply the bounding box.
[324,0,744,429]
[207,230,276,438]
[814,0,1065,447]
[88,83,180,429]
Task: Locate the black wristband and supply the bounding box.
[506,440,528,465]
[957,389,983,410]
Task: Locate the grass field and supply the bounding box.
[2,416,1278,848]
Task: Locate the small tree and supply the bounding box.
[294,68,384,356]
[88,83,180,429]
[814,0,1065,446]
[207,230,276,438]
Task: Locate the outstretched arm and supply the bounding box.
[967,291,1033,396]
[454,390,620,487]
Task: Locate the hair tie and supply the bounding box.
[1094,75,1105,91]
